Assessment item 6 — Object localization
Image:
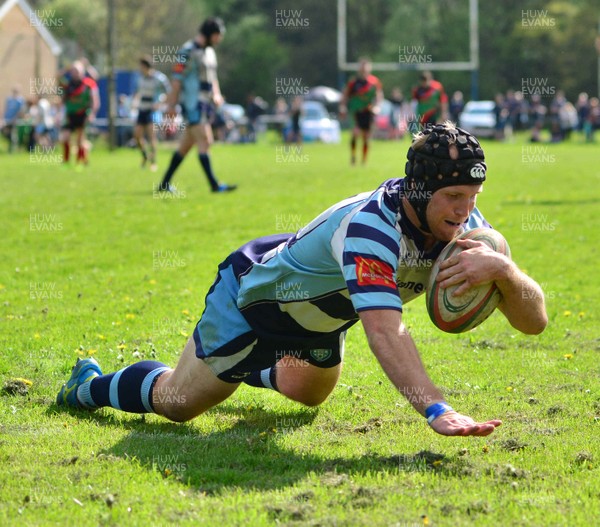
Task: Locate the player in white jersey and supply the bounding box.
[134,56,170,171]
[157,18,236,194]
[58,123,547,438]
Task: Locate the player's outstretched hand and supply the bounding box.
[429,411,502,437]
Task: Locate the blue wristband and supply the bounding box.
[425,402,453,425]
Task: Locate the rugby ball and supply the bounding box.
[426,228,511,333]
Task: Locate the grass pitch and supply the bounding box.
[0,134,599,526]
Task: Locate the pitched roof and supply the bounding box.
[0,0,62,55]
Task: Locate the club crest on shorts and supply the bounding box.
[310,349,332,362]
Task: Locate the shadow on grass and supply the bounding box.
[47,403,457,492]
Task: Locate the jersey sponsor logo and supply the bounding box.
[310,349,332,362]
[397,280,425,294]
[355,256,396,289]
[172,62,185,74]
[470,164,486,179]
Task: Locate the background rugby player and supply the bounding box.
[59,61,99,167]
[133,56,170,172]
[339,59,383,165]
[157,17,236,193]
[412,71,449,126]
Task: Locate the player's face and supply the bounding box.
[70,66,82,81]
[359,61,371,77]
[426,185,482,241]
[210,32,223,46]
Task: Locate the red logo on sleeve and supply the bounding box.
[354,257,396,288]
[172,62,185,74]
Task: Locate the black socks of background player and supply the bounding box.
[199,153,220,190]
[160,152,219,191]
[159,151,184,189]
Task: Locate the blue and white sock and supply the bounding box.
[243,366,279,391]
[77,360,169,413]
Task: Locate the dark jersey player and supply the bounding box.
[57,122,547,438]
[340,59,383,165]
[59,61,99,167]
[412,71,448,126]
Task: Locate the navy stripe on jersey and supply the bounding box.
[360,195,398,225]
[240,302,357,344]
[346,279,399,296]
[309,292,357,321]
[225,233,292,278]
[346,223,399,259]
[194,324,256,358]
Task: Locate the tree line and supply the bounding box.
[32,0,599,105]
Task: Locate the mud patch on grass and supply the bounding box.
[547,405,564,416]
[466,500,491,515]
[353,417,382,434]
[319,471,349,487]
[499,438,528,452]
[266,503,314,522]
[2,378,32,396]
[468,339,507,350]
[486,463,528,481]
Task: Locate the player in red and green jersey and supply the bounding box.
[59,61,99,167]
[411,71,448,126]
[339,59,383,165]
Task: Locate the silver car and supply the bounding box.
[458,100,496,138]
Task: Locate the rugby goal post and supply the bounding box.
[337,0,480,99]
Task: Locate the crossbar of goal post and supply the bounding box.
[337,0,480,100]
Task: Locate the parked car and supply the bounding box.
[458,100,496,138]
[372,99,407,140]
[300,100,341,143]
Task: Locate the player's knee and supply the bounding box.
[159,404,200,423]
[297,390,333,407]
[284,386,334,407]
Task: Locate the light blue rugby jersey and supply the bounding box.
[230,178,490,341]
[172,40,217,111]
